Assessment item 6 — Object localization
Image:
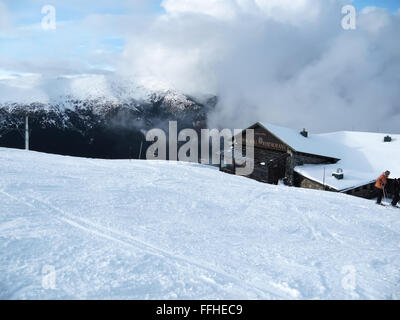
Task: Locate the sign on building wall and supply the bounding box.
[244,127,287,152]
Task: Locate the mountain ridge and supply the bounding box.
[0,86,217,159]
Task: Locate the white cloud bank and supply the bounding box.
[119,0,400,133]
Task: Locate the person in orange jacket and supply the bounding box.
[375,170,390,204]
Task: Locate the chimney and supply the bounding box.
[384,135,392,142]
[332,168,344,180]
[300,128,308,138]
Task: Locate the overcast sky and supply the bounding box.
[0,0,399,133]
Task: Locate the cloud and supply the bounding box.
[0,73,118,104]
[0,0,10,31]
[119,0,400,133]
[161,0,324,24]
[161,0,238,19]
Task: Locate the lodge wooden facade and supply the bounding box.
[220,122,339,186]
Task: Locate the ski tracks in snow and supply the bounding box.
[0,189,288,299]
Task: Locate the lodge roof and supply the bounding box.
[255,122,339,159]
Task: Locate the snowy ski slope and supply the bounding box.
[0,148,399,299]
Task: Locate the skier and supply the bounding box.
[391,178,400,207]
[375,170,390,205]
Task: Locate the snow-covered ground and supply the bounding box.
[0,147,399,299]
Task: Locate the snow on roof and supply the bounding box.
[257,122,339,159]
[294,131,400,191]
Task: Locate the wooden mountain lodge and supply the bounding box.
[220,122,400,199]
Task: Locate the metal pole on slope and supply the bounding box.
[139,141,143,160]
[25,115,29,151]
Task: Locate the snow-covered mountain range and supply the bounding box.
[0,76,216,158]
